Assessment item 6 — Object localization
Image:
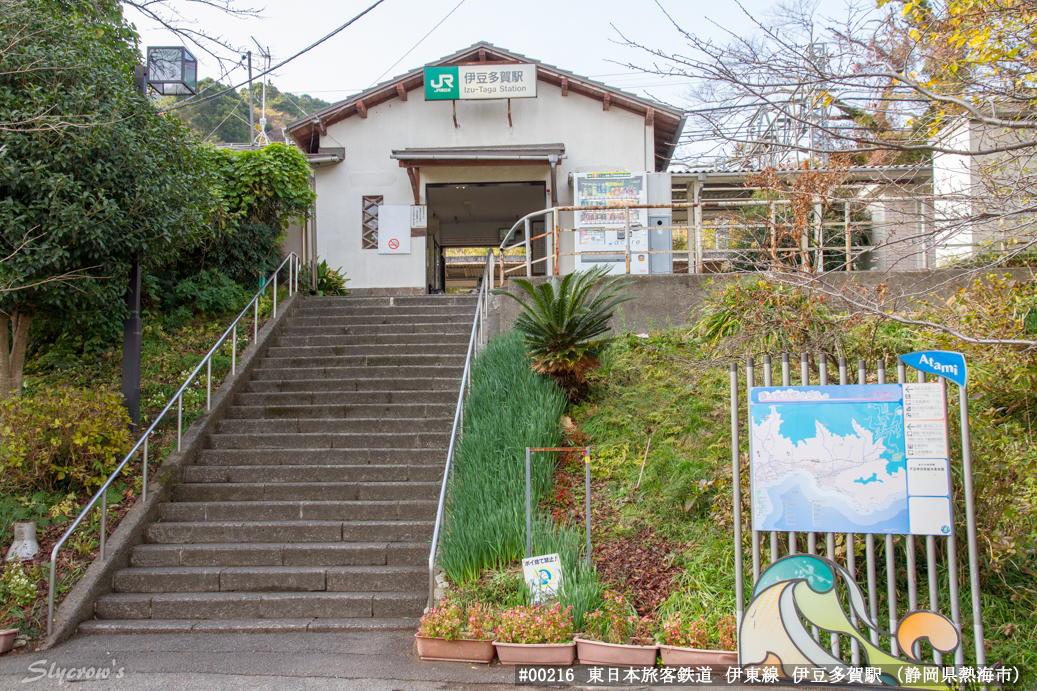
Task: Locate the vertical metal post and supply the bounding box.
[747,358,760,584]
[232,324,237,376]
[858,360,880,645]
[254,297,259,344]
[273,270,278,318]
[818,354,839,657]
[840,356,859,664]
[906,369,922,615]
[585,448,592,569]
[206,358,212,411]
[525,447,532,559]
[782,354,795,555]
[177,394,183,452]
[764,355,778,564]
[624,208,632,275]
[800,354,814,557]
[878,361,898,655]
[940,375,963,666]
[524,218,532,278]
[142,436,148,502]
[99,491,107,561]
[959,384,986,667]
[553,210,560,276]
[731,364,744,624]
[844,201,852,271]
[694,182,704,273]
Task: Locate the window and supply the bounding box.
[362,196,383,249]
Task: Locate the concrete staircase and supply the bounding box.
[81,295,475,634]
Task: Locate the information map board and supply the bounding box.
[749,384,952,536]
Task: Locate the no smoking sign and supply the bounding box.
[387,238,400,250]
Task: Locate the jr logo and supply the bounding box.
[429,74,454,90]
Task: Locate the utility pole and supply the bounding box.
[251,38,272,146]
[247,50,254,148]
[123,66,148,430]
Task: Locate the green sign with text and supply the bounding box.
[424,64,536,101]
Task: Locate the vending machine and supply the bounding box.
[573,172,671,275]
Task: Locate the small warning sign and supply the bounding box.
[522,553,563,604]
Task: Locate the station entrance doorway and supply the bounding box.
[425,181,547,292]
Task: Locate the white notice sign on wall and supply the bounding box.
[377,205,412,254]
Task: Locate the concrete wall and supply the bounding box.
[312,81,654,290]
[490,268,1035,337]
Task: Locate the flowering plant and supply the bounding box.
[658,613,710,649]
[582,591,653,644]
[495,603,574,644]
[417,600,498,641]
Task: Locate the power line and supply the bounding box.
[367,0,468,88]
[161,0,389,115]
[202,93,247,142]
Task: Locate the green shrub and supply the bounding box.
[0,387,132,492]
[173,270,249,315]
[299,259,350,296]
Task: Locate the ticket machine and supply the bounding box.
[573,172,671,275]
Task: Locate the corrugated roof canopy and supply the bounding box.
[391,143,565,165]
[287,42,685,170]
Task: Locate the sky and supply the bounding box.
[127,0,780,110]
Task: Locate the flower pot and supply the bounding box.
[493,641,576,666]
[574,637,658,666]
[659,644,737,670]
[415,635,495,663]
[0,629,18,655]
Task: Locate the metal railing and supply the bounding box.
[46,252,302,636]
[427,250,494,608]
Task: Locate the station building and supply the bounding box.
[285,42,686,294]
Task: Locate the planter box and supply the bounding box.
[575,637,658,666]
[659,644,737,670]
[415,635,495,663]
[0,629,18,655]
[494,641,576,666]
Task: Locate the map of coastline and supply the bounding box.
[750,386,908,534]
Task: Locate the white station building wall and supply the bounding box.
[311,83,655,291]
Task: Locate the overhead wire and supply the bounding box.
[160,0,389,114]
[202,93,247,142]
[368,0,468,88]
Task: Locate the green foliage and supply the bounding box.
[439,333,568,582]
[495,603,574,644]
[0,386,131,492]
[172,270,249,316]
[494,266,636,399]
[300,260,350,296]
[1,563,36,607]
[0,0,213,325]
[582,591,653,644]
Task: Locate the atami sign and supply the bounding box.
[424,64,537,101]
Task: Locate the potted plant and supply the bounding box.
[415,600,497,663]
[657,613,738,669]
[574,592,658,665]
[493,603,576,665]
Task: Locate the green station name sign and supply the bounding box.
[424,64,537,101]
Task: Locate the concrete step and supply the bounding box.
[173,481,440,502]
[249,365,462,381]
[205,432,450,450]
[94,590,425,620]
[129,542,428,568]
[271,333,469,348]
[243,377,461,393]
[214,417,451,435]
[146,520,433,544]
[257,354,466,369]
[159,500,437,523]
[286,315,474,329]
[232,390,456,407]
[79,617,419,635]
[194,448,444,467]
[294,305,476,317]
[280,323,471,336]
[303,295,477,307]
[112,565,426,594]
[182,464,441,484]
[224,402,454,420]
[266,343,467,357]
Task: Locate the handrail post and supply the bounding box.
[254,296,259,344]
[232,324,237,375]
[206,358,212,411]
[273,270,278,318]
[177,394,182,452]
[142,436,148,502]
[524,218,531,277]
[99,491,106,561]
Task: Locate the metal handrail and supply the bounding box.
[47,252,302,636]
[427,250,493,608]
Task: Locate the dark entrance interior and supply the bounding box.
[426,181,547,291]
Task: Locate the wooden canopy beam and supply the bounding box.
[356,99,368,118]
[396,83,408,101]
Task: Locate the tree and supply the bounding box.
[624,0,1037,347]
[0,0,214,398]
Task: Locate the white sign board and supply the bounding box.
[410,205,427,229]
[522,553,563,604]
[902,383,952,535]
[377,205,412,255]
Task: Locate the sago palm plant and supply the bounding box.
[494,266,635,399]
